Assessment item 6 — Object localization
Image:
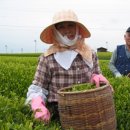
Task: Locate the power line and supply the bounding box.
[0,24,42,28]
[0,24,126,31]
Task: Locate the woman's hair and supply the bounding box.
[55,21,76,30]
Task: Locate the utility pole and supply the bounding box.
[106,41,108,51]
[34,40,37,53]
[21,48,23,53]
[5,45,7,53]
[11,50,13,53]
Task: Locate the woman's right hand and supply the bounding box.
[31,96,50,123]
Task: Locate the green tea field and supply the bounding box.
[0,52,130,130]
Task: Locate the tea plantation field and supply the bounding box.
[0,52,129,130]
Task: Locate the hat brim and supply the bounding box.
[40,21,91,44]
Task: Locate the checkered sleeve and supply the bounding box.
[92,50,101,74]
[32,54,51,90]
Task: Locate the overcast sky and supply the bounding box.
[0,0,130,53]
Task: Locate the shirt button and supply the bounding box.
[77,81,80,84]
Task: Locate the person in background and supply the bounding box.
[109,27,130,77]
[25,10,110,123]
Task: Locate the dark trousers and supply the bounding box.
[47,102,60,122]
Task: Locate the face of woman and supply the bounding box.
[55,22,76,40]
[124,32,130,47]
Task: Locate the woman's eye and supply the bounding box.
[57,25,64,30]
[68,24,74,27]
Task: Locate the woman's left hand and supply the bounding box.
[90,74,109,87]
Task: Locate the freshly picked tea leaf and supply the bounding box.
[70,83,95,92]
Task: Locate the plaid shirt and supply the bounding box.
[32,51,101,102]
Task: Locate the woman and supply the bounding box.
[26,10,109,123]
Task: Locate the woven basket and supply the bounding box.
[57,84,117,130]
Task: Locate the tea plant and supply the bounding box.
[0,53,130,130]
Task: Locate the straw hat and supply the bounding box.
[40,10,91,44]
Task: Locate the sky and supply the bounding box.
[0,0,130,53]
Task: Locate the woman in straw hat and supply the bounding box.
[25,10,111,123]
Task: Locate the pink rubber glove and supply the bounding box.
[31,96,50,123]
[90,74,109,87]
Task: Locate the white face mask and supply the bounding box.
[54,25,80,46]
